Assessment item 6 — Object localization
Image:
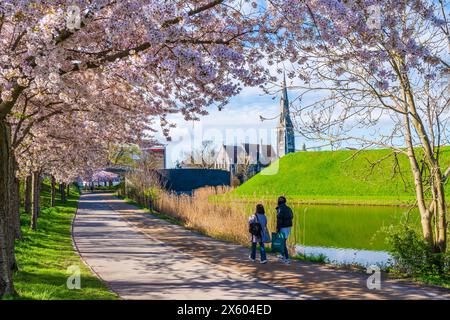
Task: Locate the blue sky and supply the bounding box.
[152,72,338,168]
[155,83,307,167]
[154,77,402,168]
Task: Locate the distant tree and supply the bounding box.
[107,144,142,168]
[235,153,257,182]
[302,143,307,151]
[231,176,241,188]
[181,140,218,169]
[123,153,165,207]
[174,160,183,169]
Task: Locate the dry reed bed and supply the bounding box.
[121,184,283,247]
[154,187,252,245]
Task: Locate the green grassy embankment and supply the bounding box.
[8,180,117,300]
[230,148,450,206]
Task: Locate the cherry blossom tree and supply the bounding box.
[91,170,119,186]
[266,0,449,253]
[0,0,273,296]
[15,95,156,230]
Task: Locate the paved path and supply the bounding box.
[73,193,450,300]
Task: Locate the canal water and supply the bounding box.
[260,203,420,266]
[294,245,393,267]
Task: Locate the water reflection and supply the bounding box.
[263,203,420,250]
[295,245,393,267]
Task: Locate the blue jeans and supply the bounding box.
[280,227,291,260]
[251,242,267,261]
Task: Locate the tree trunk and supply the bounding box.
[30,172,40,231]
[10,154,21,241]
[432,169,447,253]
[7,154,20,271]
[66,183,70,198]
[24,175,32,214]
[51,176,56,207]
[0,120,16,296]
[60,183,66,203]
[403,113,434,246]
[403,83,447,253]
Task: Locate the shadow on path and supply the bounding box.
[74,192,450,300]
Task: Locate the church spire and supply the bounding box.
[277,73,296,157]
[281,73,289,110]
[279,73,293,129]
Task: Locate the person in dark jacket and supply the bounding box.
[248,204,270,264]
[276,196,293,264]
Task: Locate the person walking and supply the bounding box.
[276,196,293,264]
[248,204,270,264]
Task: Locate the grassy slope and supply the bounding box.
[232,148,450,205]
[10,181,117,300]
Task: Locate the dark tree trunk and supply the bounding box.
[24,175,32,214]
[0,120,16,296]
[8,154,19,271]
[30,172,40,231]
[66,183,70,198]
[60,183,66,203]
[11,154,21,241]
[51,176,56,207]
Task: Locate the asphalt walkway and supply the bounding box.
[72,192,450,300]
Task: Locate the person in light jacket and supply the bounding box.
[248,204,270,264]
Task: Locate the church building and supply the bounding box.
[213,76,296,181]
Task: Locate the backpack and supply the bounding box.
[249,214,262,237]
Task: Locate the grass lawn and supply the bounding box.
[230,148,450,206]
[7,182,117,300]
[215,148,450,251]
